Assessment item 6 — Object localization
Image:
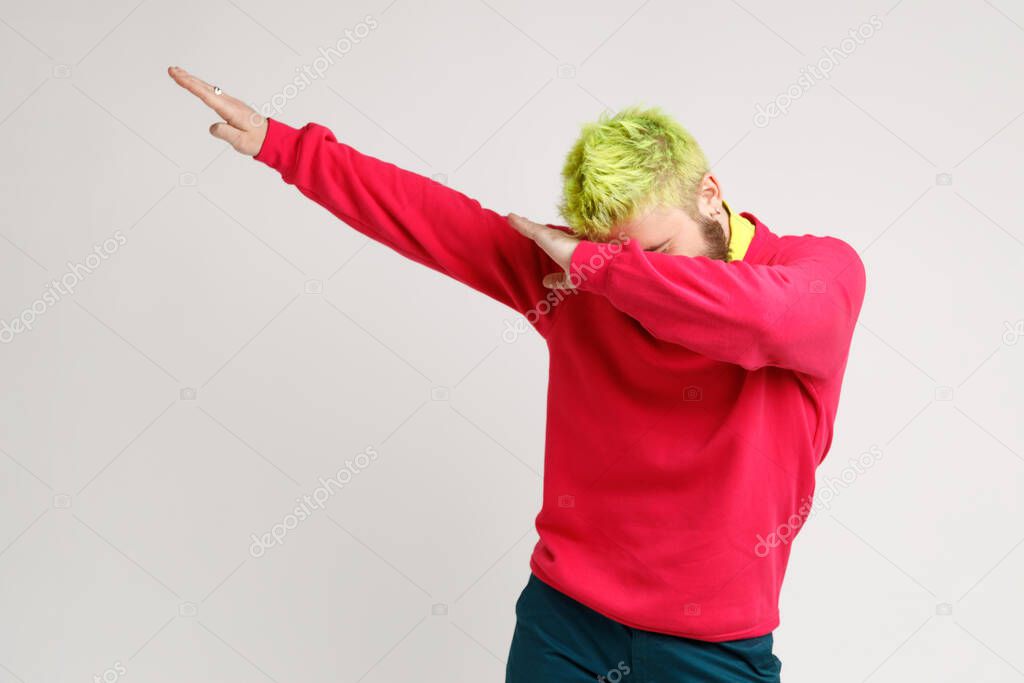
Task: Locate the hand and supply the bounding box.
[167,66,267,156]
[507,214,581,289]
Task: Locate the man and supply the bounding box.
[170,66,865,682]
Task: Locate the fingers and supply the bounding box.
[507,213,543,240]
[167,66,254,130]
[542,272,576,290]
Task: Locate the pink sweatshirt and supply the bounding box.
[255,119,866,641]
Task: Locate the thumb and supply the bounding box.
[209,122,245,150]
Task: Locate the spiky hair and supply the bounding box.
[559,107,710,240]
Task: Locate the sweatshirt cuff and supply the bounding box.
[253,118,303,174]
[570,239,622,293]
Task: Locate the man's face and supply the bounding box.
[612,205,730,260]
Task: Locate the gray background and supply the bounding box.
[1,0,1022,681]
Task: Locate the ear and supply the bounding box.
[695,173,724,218]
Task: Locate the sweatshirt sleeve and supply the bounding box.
[254,118,557,332]
[569,236,866,378]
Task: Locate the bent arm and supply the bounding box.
[255,119,556,330]
[570,236,866,378]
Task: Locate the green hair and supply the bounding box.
[559,106,710,240]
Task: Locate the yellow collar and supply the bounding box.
[724,200,755,262]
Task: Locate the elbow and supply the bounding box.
[732,308,786,372]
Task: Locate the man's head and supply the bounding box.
[560,107,730,259]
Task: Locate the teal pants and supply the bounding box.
[507,575,782,682]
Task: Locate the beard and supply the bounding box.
[698,214,730,260]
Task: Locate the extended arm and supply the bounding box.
[168,67,556,330]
